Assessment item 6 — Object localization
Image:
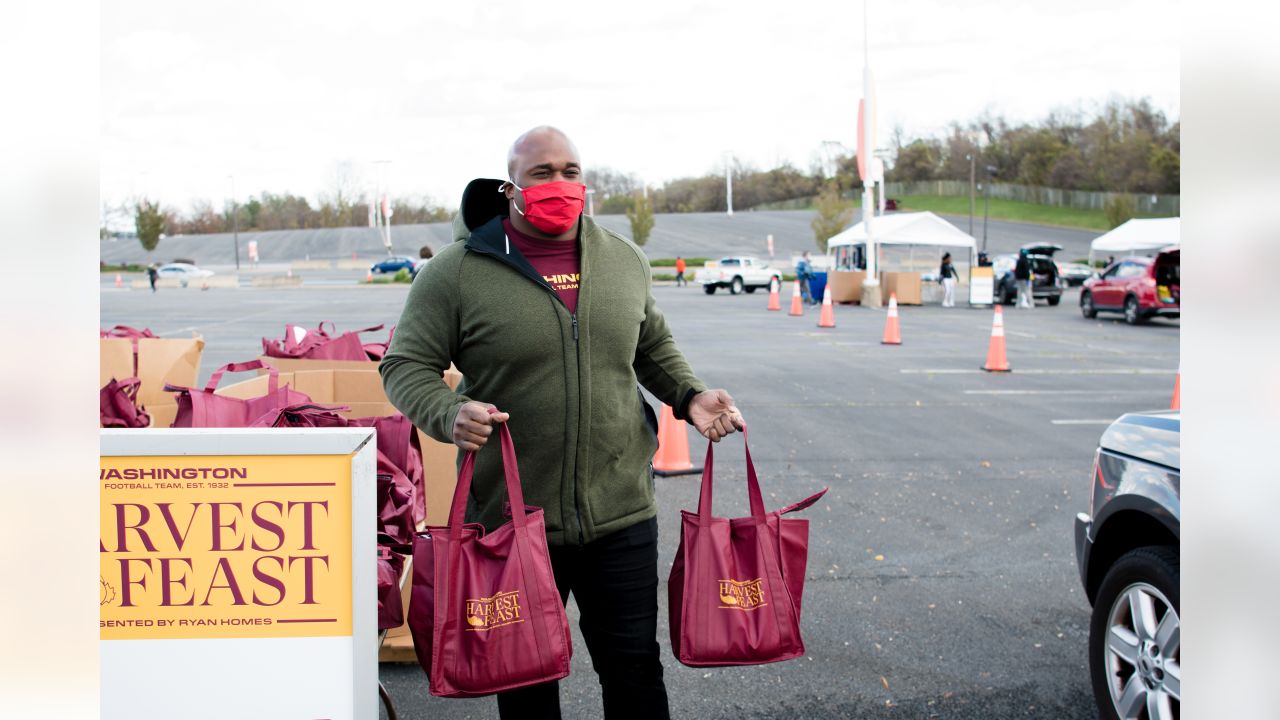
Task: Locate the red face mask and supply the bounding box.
[509,180,586,235]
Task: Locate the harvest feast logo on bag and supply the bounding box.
[718,578,767,611]
[464,590,523,630]
[99,454,352,641]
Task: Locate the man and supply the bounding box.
[380,126,743,720]
[674,255,686,287]
[147,263,158,293]
[1014,248,1033,308]
[795,251,814,304]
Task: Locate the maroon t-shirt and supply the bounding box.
[503,218,581,314]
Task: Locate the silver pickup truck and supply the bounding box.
[696,256,783,295]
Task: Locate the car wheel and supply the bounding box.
[1000,284,1014,305]
[1089,546,1179,720]
[1081,291,1098,318]
[1124,296,1145,325]
[730,277,744,295]
[703,285,716,295]
[1047,295,1061,306]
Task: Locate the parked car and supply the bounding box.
[1057,261,1096,286]
[696,256,782,295]
[992,243,1064,305]
[1080,248,1180,325]
[370,256,418,275]
[155,263,214,287]
[1074,410,1180,720]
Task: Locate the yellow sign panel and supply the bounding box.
[100,455,352,640]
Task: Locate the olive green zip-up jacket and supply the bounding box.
[380,209,705,545]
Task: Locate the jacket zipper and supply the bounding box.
[570,312,584,545]
[466,237,586,546]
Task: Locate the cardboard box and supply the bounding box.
[827,270,866,303]
[879,272,923,305]
[101,335,205,428]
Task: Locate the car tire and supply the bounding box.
[703,285,716,295]
[1047,295,1061,306]
[730,277,744,295]
[1088,546,1180,720]
[1123,296,1145,325]
[1000,285,1014,305]
[1081,291,1098,318]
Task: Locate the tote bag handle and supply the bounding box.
[203,359,279,394]
[697,422,766,522]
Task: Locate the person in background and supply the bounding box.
[147,263,158,293]
[1014,248,1033,308]
[939,252,958,307]
[795,251,814,304]
[674,256,686,287]
[414,244,434,278]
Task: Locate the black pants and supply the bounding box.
[496,516,670,720]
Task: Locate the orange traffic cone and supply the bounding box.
[882,292,902,345]
[817,285,836,328]
[652,403,702,477]
[365,270,374,283]
[767,277,781,311]
[982,305,1011,372]
[1170,368,1180,410]
[788,280,804,316]
[114,273,123,288]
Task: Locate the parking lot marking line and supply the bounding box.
[965,390,1161,395]
[903,368,1176,375]
[1050,419,1117,425]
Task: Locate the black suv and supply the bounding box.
[1074,411,1180,720]
[993,243,1065,306]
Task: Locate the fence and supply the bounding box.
[881,180,1179,216]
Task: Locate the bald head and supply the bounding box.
[506,126,581,182]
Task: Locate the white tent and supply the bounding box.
[824,211,976,274]
[1089,217,1180,263]
[827,211,978,250]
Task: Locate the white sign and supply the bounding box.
[969,266,995,305]
[100,428,378,720]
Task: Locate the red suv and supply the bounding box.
[1080,248,1180,324]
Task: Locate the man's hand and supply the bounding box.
[687,389,744,442]
[452,401,510,451]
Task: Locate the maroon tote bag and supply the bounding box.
[377,546,407,631]
[167,360,310,428]
[668,427,827,667]
[407,412,571,698]
[100,377,151,428]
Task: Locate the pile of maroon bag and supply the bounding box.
[262,321,394,362]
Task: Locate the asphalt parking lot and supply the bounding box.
[101,281,1178,719]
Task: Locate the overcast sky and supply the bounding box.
[101,0,1179,217]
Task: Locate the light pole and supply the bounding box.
[229,175,240,270]
[586,189,596,216]
[966,153,975,236]
[982,165,997,253]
